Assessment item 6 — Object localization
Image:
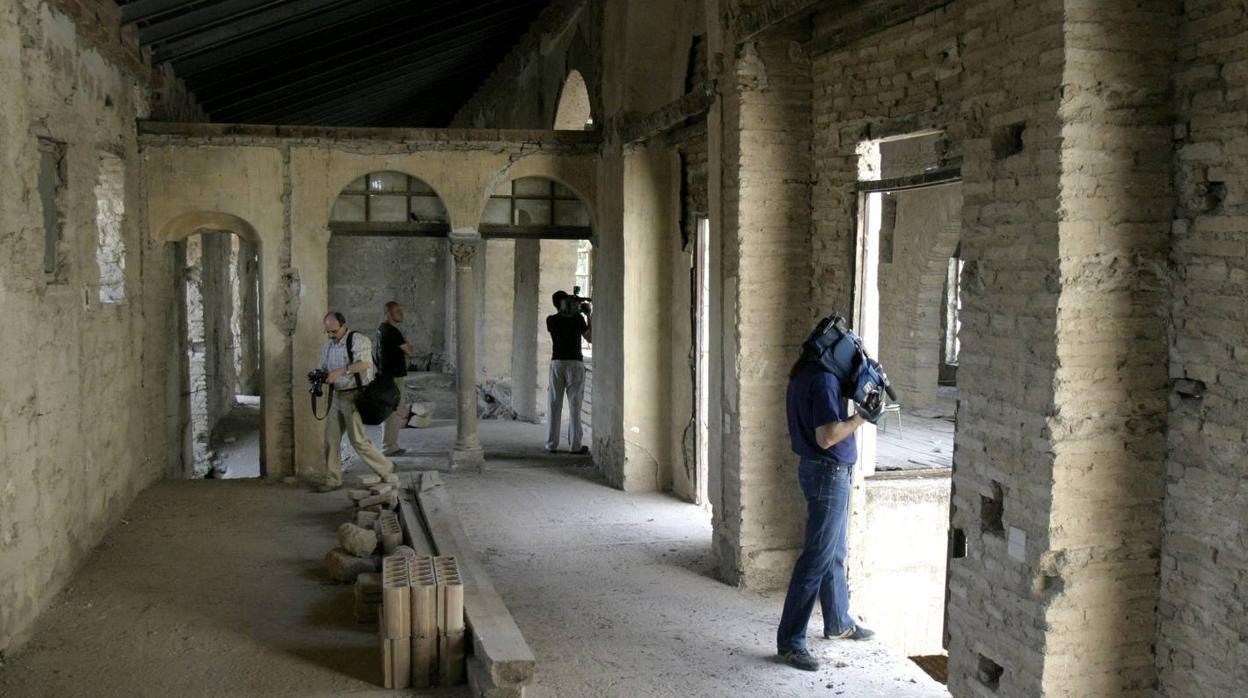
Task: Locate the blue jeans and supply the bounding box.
[776,458,855,652]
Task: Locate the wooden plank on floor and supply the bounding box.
[413,472,537,690]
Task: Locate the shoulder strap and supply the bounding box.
[346,331,363,389]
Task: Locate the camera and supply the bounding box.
[307,368,329,397]
[562,285,592,315]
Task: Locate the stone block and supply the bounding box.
[338,522,379,557]
[326,548,380,583]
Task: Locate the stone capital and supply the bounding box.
[448,229,481,268]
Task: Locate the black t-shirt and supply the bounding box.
[376,322,408,378]
[546,313,587,361]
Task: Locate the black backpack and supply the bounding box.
[346,331,400,425]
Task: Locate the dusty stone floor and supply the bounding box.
[211,397,262,479]
[0,479,468,698]
[444,461,950,697]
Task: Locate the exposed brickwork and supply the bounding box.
[717,29,814,589]
[1158,1,1248,694]
[809,1,1067,694]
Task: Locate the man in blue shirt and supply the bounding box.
[777,351,879,671]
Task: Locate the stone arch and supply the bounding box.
[553,70,593,131]
[157,211,261,244]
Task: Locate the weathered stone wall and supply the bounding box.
[0,0,202,652]
[876,184,961,409]
[716,28,814,588]
[808,0,1178,694]
[327,236,448,365]
[1158,1,1248,694]
[808,1,1063,694]
[183,231,239,476]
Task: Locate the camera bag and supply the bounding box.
[346,331,400,425]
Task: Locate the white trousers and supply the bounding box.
[545,360,586,450]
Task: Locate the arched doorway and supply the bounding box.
[478,175,595,456]
[327,171,453,465]
[158,213,266,479]
[553,70,593,131]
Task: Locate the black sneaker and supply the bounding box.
[778,648,820,671]
[824,624,875,641]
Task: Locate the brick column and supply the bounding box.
[450,231,484,470]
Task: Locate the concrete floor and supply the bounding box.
[444,460,950,697]
[1,420,946,697]
[0,479,468,698]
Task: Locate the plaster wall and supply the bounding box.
[327,236,448,364]
[876,185,961,409]
[142,130,597,480]
[536,239,580,418]
[856,473,951,658]
[512,239,541,420]
[0,0,200,652]
[481,239,515,382]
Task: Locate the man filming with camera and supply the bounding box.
[313,311,396,493]
[544,289,591,454]
[776,315,892,672]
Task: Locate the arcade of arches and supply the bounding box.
[1,1,1245,697]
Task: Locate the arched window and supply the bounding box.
[330,171,449,235]
[553,70,593,131]
[480,177,591,239]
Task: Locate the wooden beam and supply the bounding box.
[121,0,197,25]
[328,222,451,237]
[618,81,716,146]
[856,166,961,193]
[733,0,827,44]
[150,0,350,62]
[802,0,954,58]
[479,225,592,240]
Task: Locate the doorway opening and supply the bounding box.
[479,175,595,459]
[693,216,711,508]
[850,131,962,666]
[181,231,261,478]
[328,170,454,468]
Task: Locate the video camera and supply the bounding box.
[560,285,592,315]
[801,314,897,419]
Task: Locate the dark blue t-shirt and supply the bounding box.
[786,366,857,464]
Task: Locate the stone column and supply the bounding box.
[450,231,484,469]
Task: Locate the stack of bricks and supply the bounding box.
[434,556,466,685]
[354,572,382,623]
[379,553,466,688]
[410,556,438,688]
[349,474,400,513]
[380,555,412,689]
[376,511,403,555]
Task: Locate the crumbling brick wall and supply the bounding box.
[717,28,814,589]
[0,0,202,652]
[1157,2,1248,694]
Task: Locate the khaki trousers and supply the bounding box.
[382,384,409,452]
[323,389,395,487]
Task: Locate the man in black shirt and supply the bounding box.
[377,301,413,456]
[545,291,592,453]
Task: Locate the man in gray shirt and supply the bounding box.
[317,311,395,492]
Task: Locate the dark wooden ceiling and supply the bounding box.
[115,0,550,126]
